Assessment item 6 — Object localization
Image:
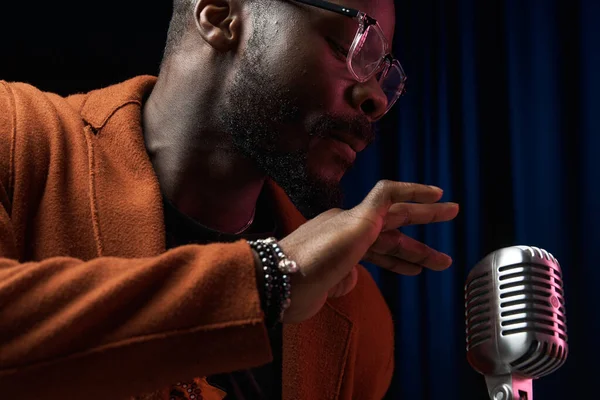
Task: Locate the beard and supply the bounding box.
[217,30,373,219]
[218,74,341,219]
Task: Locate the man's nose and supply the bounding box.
[350,77,388,122]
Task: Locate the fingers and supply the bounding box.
[383,202,460,231]
[369,230,453,271]
[363,251,423,276]
[360,180,445,215]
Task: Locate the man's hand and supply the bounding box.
[278,180,460,323]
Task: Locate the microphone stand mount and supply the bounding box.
[484,374,533,400]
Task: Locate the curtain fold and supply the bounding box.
[342,0,599,398]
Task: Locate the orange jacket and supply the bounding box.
[0,76,394,400]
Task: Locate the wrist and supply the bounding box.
[247,238,299,328]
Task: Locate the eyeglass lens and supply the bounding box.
[350,25,385,77]
[350,24,406,113]
[378,64,405,112]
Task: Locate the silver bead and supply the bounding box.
[282,298,292,309]
[278,258,299,274]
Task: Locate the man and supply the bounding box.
[0,0,459,399]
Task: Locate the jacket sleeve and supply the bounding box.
[0,83,271,399]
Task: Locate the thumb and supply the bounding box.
[328,265,359,298]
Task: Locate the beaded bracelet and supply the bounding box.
[247,237,299,327]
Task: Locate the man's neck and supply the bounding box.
[142,66,266,234]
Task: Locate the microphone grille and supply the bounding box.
[465,269,493,350]
[498,246,568,377]
[498,246,567,339]
[465,245,569,378]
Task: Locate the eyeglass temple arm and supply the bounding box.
[292,0,360,18]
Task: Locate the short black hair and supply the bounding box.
[162,0,196,60]
[162,0,266,61]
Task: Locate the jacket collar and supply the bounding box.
[80,75,156,132]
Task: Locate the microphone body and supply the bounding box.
[464,246,568,400]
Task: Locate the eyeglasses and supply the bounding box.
[292,0,407,120]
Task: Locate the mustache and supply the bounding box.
[308,114,376,148]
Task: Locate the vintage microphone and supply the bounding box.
[464,245,568,400]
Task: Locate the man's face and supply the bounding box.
[218,0,396,218]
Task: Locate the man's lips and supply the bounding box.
[329,131,368,153]
[325,137,357,164]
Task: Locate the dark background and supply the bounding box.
[2,0,598,399]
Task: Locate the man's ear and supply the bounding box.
[193,0,242,52]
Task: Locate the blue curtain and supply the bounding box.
[342,0,599,399]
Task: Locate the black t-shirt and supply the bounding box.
[162,189,283,400]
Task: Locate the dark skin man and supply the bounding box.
[0,0,460,398]
[143,0,459,321]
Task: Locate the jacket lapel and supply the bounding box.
[80,76,166,258]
